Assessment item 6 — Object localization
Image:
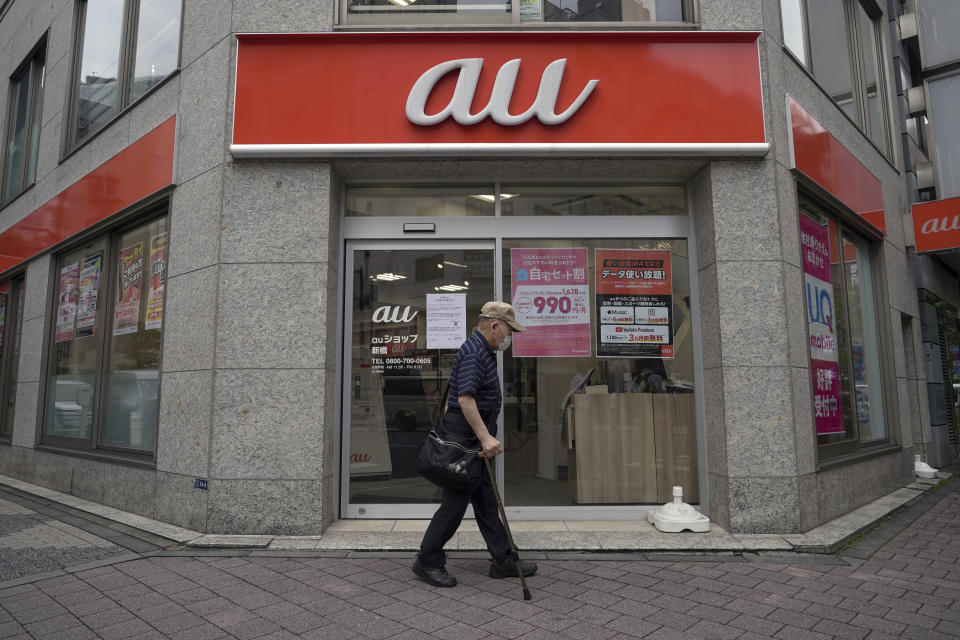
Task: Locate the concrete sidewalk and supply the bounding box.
[0,477,957,639]
[0,473,951,555]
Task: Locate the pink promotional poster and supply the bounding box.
[800,215,845,435]
[510,248,591,357]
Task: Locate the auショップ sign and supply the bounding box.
[800,215,844,435]
[232,32,767,157]
[595,249,673,359]
[912,196,960,253]
[511,248,591,357]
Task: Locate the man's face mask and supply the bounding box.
[496,323,512,352]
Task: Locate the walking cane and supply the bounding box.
[479,452,532,601]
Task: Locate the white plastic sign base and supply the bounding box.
[914,454,938,479]
[647,486,711,533]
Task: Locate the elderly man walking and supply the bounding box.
[413,301,538,588]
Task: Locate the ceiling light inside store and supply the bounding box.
[435,284,468,292]
[387,0,410,6]
[372,273,406,281]
[471,194,517,203]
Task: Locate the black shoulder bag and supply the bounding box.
[416,385,483,493]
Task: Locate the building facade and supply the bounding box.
[0,0,942,535]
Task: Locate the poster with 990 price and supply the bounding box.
[595,249,674,358]
[510,248,591,357]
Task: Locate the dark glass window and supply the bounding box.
[71,0,181,146]
[344,0,688,25]
[0,277,26,439]
[2,45,45,204]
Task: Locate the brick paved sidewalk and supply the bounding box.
[0,480,957,640]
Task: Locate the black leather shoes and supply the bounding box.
[413,558,457,587]
[489,556,538,579]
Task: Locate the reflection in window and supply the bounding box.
[72,0,181,146]
[807,0,857,119]
[856,4,887,153]
[780,0,807,64]
[130,0,182,102]
[75,0,125,143]
[3,47,45,203]
[917,0,960,68]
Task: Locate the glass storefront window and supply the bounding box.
[348,247,496,504]
[800,200,888,455]
[346,186,496,217]
[100,218,167,451]
[0,278,26,439]
[43,214,167,455]
[502,238,696,505]
[343,183,696,515]
[841,233,885,443]
[46,243,104,441]
[500,185,686,217]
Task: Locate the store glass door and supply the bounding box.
[344,242,496,517]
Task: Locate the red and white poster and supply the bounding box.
[145,233,168,331]
[113,242,144,336]
[76,253,102,338]
[595,249,673,358]
[800,215,844,435]
[55,263,80,343]
[510,248,591,358]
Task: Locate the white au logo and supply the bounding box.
[405,58,599,127]
[920,214,960,235]
[372,305,418,324]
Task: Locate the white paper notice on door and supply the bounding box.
[427,293,467,349]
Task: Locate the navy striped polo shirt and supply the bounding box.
[447,330,501,423]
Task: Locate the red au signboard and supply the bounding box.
[913,197,960,253]
[232,32,767,157]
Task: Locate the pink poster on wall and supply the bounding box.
[800,214,845,435]
[510,248,591,357]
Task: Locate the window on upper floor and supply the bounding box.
[2,42,45,205]
[780,0,891,156]
[340,0,691,26]
[67,0,181,149]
